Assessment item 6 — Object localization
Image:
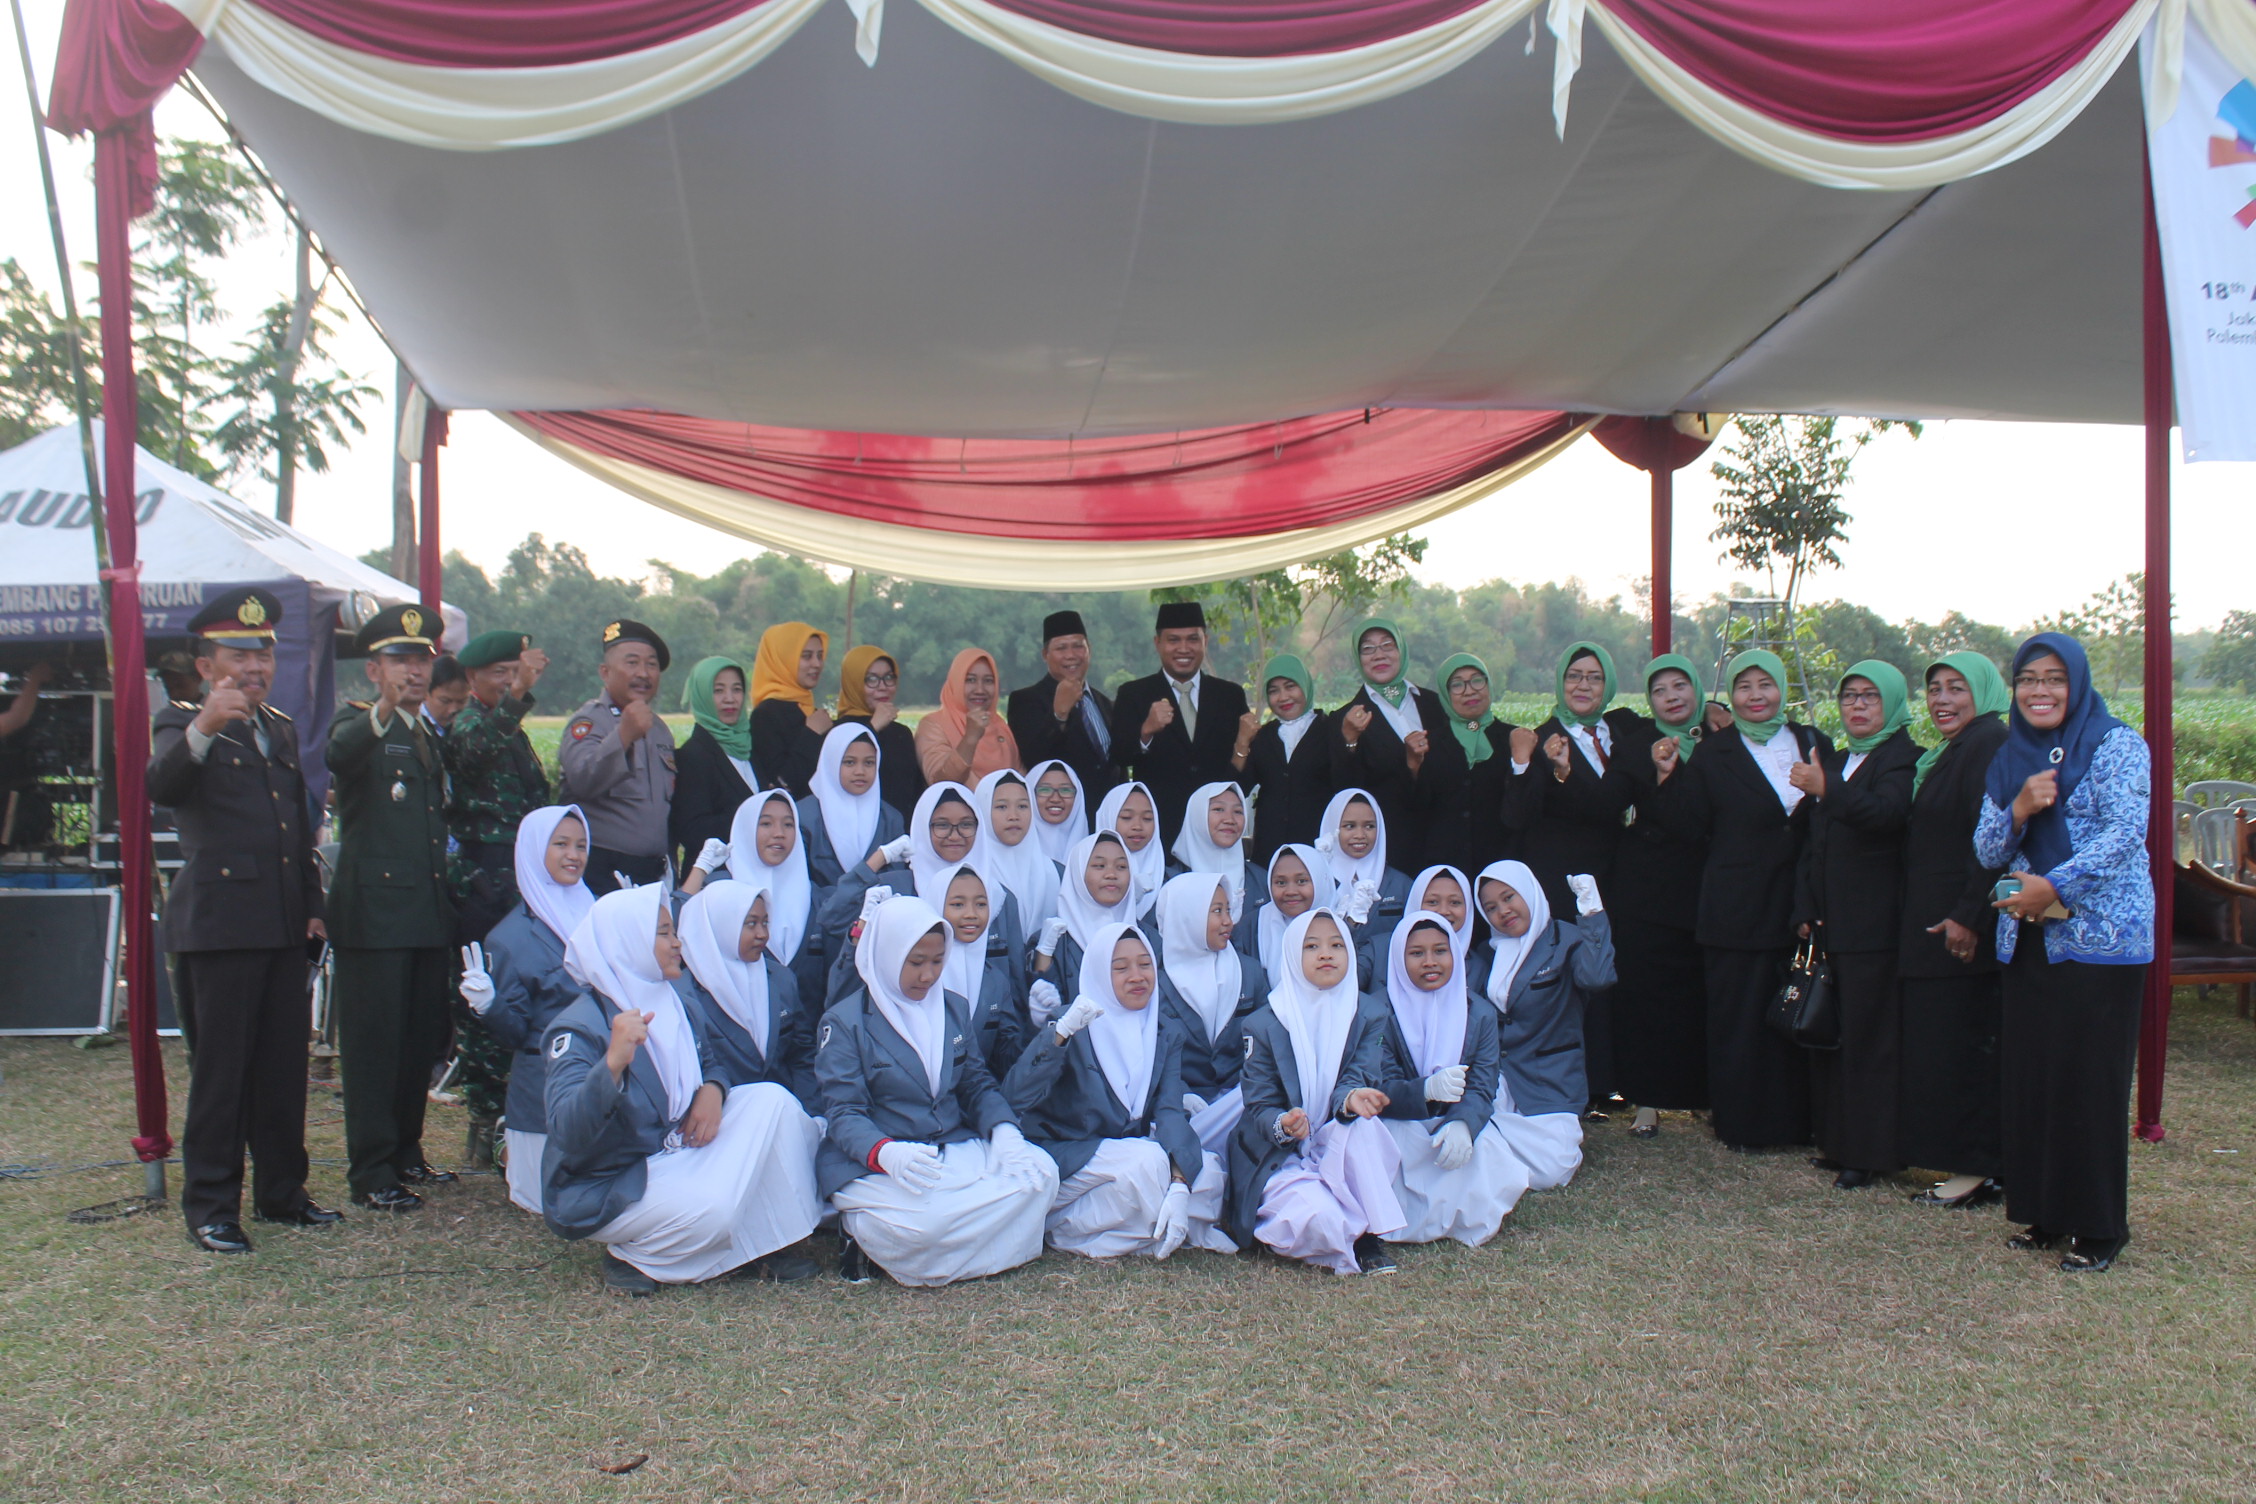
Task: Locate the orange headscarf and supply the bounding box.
[915,647,1020,783]
[751,622,828,712]
[835,644,895,721]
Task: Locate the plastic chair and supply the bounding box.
[2184,780,2256,808]
[2175,800,2202,865]
[2191,808,2243,879]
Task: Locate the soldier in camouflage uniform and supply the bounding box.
[443,629,551,1167]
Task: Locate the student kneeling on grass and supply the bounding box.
[1229,908,1408,1276]
[540,884,824,1297]
[1474,861,1616,1192]
[1003,921,1234,1259]
[816,894,1058,1287]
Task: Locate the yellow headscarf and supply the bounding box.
[835,644,894,721]
[752,622,828,712]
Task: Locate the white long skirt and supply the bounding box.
[1253,1115,1407,1274]
[1381,1118,1528,1247]
[1184,1087,1245,1162]
[1047,1139,1235,1259]
[591,1083,823,1284]
[503,1128,545,1214]
[831,1139,1057,1287]
[1490,1105,1585,1191]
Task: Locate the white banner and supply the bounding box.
[2146,17,2256,462]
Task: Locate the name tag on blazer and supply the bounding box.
[385,743,415,759]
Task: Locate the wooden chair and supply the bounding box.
[2173,809,2256,1017]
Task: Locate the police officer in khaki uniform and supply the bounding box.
[557,619,675,894]
[325,604,458,1211]
[149,588,339,1253]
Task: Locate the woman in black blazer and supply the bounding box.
[1325,619,1456,877]
[1896,652,2011,1206]
[1413,652,1526,877]
[1793,661,1921,1188]
[1650,649,1832,1151]
[1235,653,1333,864]
[670,656,756,871]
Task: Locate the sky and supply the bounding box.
[4,15,2249,633]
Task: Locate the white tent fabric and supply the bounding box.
[191,10,2169,437]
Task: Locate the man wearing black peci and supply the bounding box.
[1006,609,1118,802]
[148,588,340,1254]
[1109,602,1252,849]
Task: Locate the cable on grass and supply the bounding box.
[3,1157,177,1181]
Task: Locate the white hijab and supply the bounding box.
[854,893,950,1097]
[1478,859,1553,1015]
[931,861,993,1010]
[1095,780,1165,918]
[1386,910,1469,1077]
[1268,908,1361,1118]
[513,804,594,945]
[1257,842,1336,984]
[1169,780,1248,919]
[1081,920,1162,1120]
[974,769,1059,931]
[678,877,772,1049]
[727,789,810,963]
[811,722,884,868]
[1158,871,1237,1044]
[909,781,980,891]
[1026,758,1088,866]
[1408,863,1475,946]
[1317,787,1390,893]
[563,884,701,1121]
[1058,831,1136,953]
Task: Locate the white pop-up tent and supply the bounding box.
[1,423,463,794]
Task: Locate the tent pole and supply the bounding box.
[842,569,858,653]
[1650,456,1672,658]
[2136,154,2174,1143]
[94,129,170,1189]
[418,408,447,617]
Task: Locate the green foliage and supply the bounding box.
[2202,610,2256,694]
[0,259,88,451]
[211,273,377,499]
[1709,415,1917,613]
[2032,572,2167,698]
[1904,610,2019,667]
[1151,533,1428,686]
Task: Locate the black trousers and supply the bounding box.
[176,948,312,1228]
[1810,949,1903,1174]
[1611,917,1708,1110]
[1703,945,1810,1149]
[333,946,451,1196]
[2001,934,2144,1248]
[1898,972,2004,1178]
[586,847,665,896]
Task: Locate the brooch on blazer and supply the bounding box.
[550,1034,571,1059]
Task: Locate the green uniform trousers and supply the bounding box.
[333,946,452,1196]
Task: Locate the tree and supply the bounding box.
[2032,573,2166,697]
[1802,600,1915,684]
[2202,609,2256,694]
[0,259,86,450]
[1904,611,2017,667]
[1708,415,1917,616]
[129,140,268,476]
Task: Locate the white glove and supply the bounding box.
[876,1140,944,1193]
[693,837,730,874]
[1055,994,1104,1040]
[1036,917,1071,957]
[1567,873,1604,916]
[457,943,494,1015]
[1432,1119,1474,1171]
[1181,1092,1209,1117]
[1152,1180,1191,1259]
[988,1122,1045,1190]
[1345,878,1380,925]
[1314,833,1337,855]
[612,871,636,893]
[857,885,896,924]
[1423,1063,1468,1104]
[1027,979,1063,1026]
[877,835,915,865]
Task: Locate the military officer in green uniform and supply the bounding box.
[442,628,551,1167]
[557,618,676,894]
[326,603,458,1210]
[148,588,341,1253]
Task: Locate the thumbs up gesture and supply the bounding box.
[1788,752,1826,798]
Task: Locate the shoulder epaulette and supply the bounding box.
[345,700,372,711]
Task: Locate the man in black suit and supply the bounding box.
[147,588,341,1254]
[1109,602,1253,848]
[1006,610,1118,801]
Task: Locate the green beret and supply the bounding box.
[459,629,530,669]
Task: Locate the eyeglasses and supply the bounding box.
[862,671,897,687]
[2013,673,2071,690]
[1562,671,1607,688]
[1357,640,1395,658]
[928,819,979,838]
[1034,783,1076,799]
[1837,690,1883,707]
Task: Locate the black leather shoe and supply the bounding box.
[740,1252,823,1283]
[352,1186,424,1212]
[188,1221,253,1254]
[399,1161,458,1186]
[1913,1179,2002,1209]
[1833,1169,1876,1190]
[255,1201,345,1227]
[2060,1237,2124,1273]
[602,1251,657,1297]
[2006,1225,2063,1253]
[1354,1233,1397,1275]
[838,1235,874,1285]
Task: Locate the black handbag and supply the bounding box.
[1767,936,1839,1050]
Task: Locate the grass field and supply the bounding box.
[3,988,2251,1502]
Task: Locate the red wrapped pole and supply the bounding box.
[1592,416,1712,662]
[2135,153,2174,1143]
[96,128,170,1178]
[418,406,447,615]
[1650,463,1672,659]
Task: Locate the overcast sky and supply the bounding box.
[6,16,2248,632]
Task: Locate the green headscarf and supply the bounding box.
[1643,652,1706,760]
[1912,650,2009,795]
[1724,649,1791,743]
[684,655,752,760]
[1836,659,1913,755]
[1351,617,1410,708]
[1436,652,1496,765]
[1553,641,1616,729]
[1260,653,1316,717]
